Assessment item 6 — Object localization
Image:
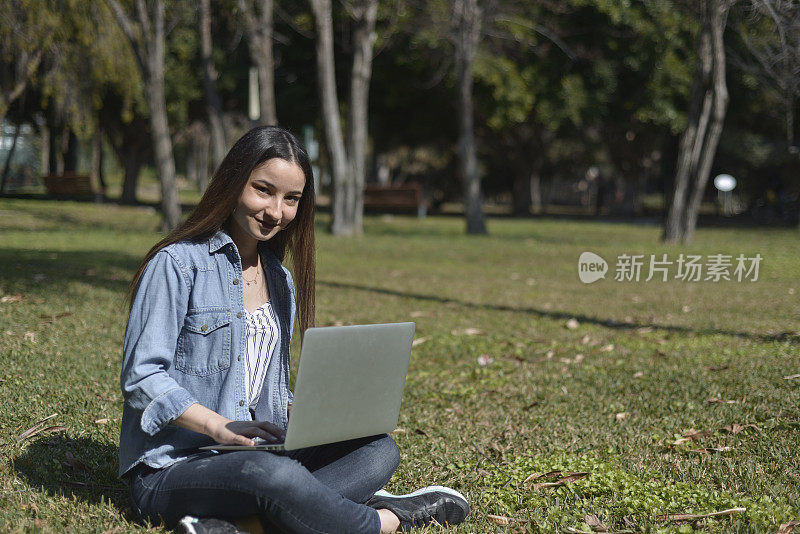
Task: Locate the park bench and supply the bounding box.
[43,172,96,200]
[363,183,427,218]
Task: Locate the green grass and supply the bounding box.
[0,198,798,533]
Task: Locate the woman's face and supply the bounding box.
[231,158,306,242]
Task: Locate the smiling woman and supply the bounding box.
[118,126,469,534]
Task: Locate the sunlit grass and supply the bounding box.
[0,199,798,532]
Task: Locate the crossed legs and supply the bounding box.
[129,434,400,534]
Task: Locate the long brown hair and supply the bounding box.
[126,126,316,337]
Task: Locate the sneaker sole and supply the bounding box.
[373,485,468,502]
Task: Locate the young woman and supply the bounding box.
[119,126,469,534]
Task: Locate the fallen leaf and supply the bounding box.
[722,423,758,434]
[600,344,615,352]
[38,312,73,324]
[413,428,428,437]
[783,374,800,380]
[62,451,88,471]
[94,418,111,424]
[522,471,561,484]
[451,328,483,336]
[16,414,59,442]
[411,337,429,347]
[616,412,630,421]
[682,305,691,313]
[559,472,590,484]
[23,332,36,342]
[707,398,739,404]
[0,294,23,303]
[581,335,591,345]
[661,507,745,522]
[637,326,653,334]
[566,318,580,330]
[530,471,589,490]
[390,428,406,434]
[585,514,609,532]
[487,515,510,525]
[670,429,711,446]
[777,520,800,533]
[633,371,644,378]
[688,446,732,454]
[477,354,494,367]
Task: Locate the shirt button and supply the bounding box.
[233,278,239,285]
[239,400,245,406]
[201,324,208,332]
[237,312,243,319]
[237,355,241,361]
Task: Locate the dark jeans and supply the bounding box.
[128,434,400,534]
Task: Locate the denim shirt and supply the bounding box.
[118,230,295,477]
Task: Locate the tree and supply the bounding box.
[663,0,732,244]
[199,0,227,169]
[239,0,278,126]
[0,1,50,125]
[309,0,378,236]
[107,0,181,231]
[452,0,487,234]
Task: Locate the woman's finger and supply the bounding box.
[232,433,255,446]
[256,421,286,440]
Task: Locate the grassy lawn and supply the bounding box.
[0,198,798,533]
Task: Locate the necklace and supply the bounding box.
[243,259,261,286]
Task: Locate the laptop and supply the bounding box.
[200,322,415,452]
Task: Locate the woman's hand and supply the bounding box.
[173,403,286,446]
[212,419,286,446]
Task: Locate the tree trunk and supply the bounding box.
[512,171,531,216]
[453,0,486,234]
[0,49,41,126]
[107,0,181,230]
[530,171,542,215]
[199,0,226,168]
[310,0,351,236]
[187,121,211,192]
[120,153,143,204]
[663,0,730,243]
[63,130,79,173]
[92,127,106,200]
[346,0,378,235]
[239,0,278,126]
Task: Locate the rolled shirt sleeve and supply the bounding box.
[121,249,198,436]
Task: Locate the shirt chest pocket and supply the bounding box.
[175,309,232,376]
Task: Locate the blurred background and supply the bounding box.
[1,0,798,238]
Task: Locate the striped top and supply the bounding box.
[244,300,279,413]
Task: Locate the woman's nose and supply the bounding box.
[264,198,281,220]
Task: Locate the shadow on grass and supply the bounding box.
[12,435,136,521]
[319,279,800,345]
[0,247,140,296]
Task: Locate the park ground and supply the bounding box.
[0,198,798,533]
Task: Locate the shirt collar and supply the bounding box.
[208,228,285,277]
[208,229,233,254]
